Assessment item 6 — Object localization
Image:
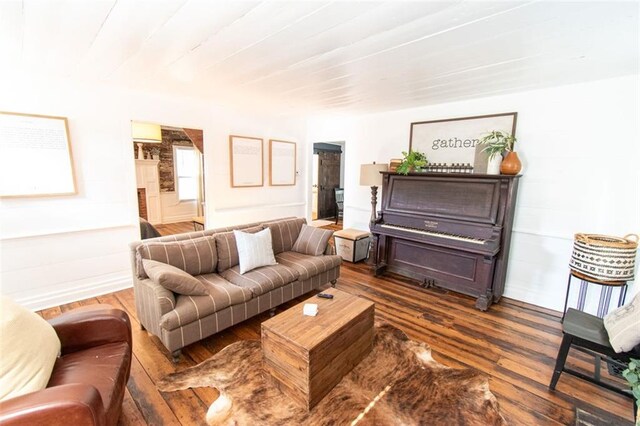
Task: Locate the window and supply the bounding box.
[174,146,198,201]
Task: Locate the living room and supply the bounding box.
[0,1,638,425]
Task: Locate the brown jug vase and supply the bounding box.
[500,151,522,175]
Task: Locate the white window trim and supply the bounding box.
[173,145,198,202]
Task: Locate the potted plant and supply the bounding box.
[622,358,640,424]
[479,130,521,175]
[150,147,161,160]
[396,150,428,175]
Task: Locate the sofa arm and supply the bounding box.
[0,383,105,426]
[48,305,131,356]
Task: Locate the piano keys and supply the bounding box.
[370,172,520,311]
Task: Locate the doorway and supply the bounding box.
[132,122,205,238]
[312,142,344,222]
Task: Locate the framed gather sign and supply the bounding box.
[0,111,77,197]
[229,135,263,187]
[409,112,517,173]
[269,139,296,186]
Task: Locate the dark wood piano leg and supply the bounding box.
[475,290,494,311]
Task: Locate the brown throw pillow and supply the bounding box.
[291,224,334,256]
[142,259,209,296]
[265,218,306,254]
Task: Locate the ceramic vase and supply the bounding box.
[500,152,522,175]
[487,155,502,175]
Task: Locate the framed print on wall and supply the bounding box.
[0,111,77,197]
[269,139,296,186]
[229,135,263,187]
[409,112,517,173]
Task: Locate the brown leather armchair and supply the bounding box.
[0,305,132,426]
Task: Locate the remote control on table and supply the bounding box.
[317,293,334,299]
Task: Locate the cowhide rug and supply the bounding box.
[158,323,506,425]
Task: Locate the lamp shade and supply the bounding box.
[132,122,162,143]
[360,163,388,186]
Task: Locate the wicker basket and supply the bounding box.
[569,233,639,282]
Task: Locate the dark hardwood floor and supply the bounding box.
[154,221,195,236]
[38,238,635,425]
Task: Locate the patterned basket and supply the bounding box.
[569,233,639,282]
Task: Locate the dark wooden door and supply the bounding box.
[317,151,341,219]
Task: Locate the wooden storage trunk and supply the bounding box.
[261,288,374,410]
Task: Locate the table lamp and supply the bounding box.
[132,121,162,159]
[360,162,388,224]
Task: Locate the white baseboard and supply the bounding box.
[17,275,133,311]
[503,282,563,312]
[161,214,196,224]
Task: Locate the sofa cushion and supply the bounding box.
[292,225,334,256]
[136,236,217,279]
[46,342,130,423]
[160,273,253,331]
[276,251,342,280]
[143,259,209,296]
[220,264,299,297]
[0,296,61,402]
[265,218,306,254]
[234,228,277,274]
[604,291,640,353]
[215,225,265,272]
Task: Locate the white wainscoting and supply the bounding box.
[0,226,137,310]
[160,192,197,224]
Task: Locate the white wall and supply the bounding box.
[204,105,307,227]
[0,75,306,310]
[159,192,197,224]
[307,75,640,311]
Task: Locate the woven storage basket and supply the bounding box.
[569,233,639,282]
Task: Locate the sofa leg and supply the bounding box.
[171,350,181,363]
[331,280,337,288]
[269,308,276,317]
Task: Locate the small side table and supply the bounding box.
[192,216,205,231]
[561,270,628,321]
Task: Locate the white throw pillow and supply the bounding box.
[604,292,640,353]
[0,296,61,401]
[234,228,277,274]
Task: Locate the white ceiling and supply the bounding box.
[1,0,638,113]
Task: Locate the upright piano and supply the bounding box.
[370,172,520,310]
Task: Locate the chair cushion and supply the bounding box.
[47,342,130,424]
[159,273,253,331]
[604,292,640,353]
[291,224,334,256]
[142,259,208,296]
[276,251,342,280]
[220,264,299,297]
[215,226,264,272]
[234,228,277,274]
[563,308,611,348]
[135,236,217,279]
[265,218,306,254]
[0,296,61,402]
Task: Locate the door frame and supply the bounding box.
[308,141,345,222]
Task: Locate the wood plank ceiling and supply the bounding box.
[1,0,638,113]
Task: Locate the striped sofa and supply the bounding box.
[129,217,341,360]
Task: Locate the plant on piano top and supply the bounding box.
[479,131,516,160]
[396,150,428,175]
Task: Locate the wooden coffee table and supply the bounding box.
[261,288,375,410]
